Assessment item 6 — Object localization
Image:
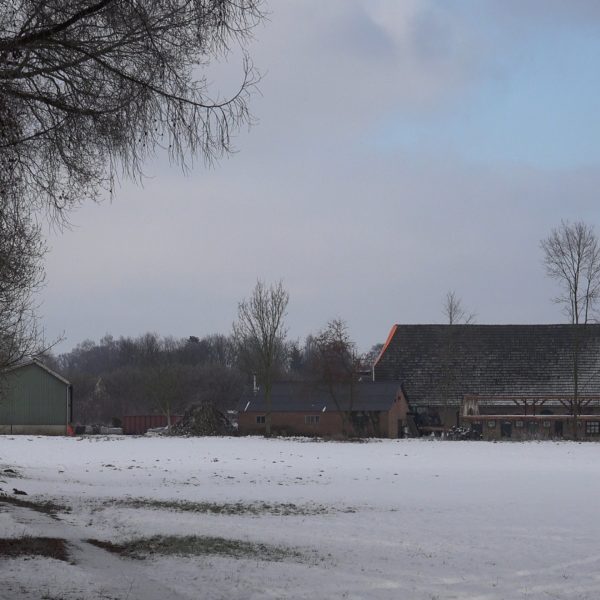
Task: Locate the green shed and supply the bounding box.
[0,359,72,435]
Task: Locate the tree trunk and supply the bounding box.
[572,328,580,440]
[264,380,272,437]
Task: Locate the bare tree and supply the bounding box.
[0,0,263,218]
[0,1,263,377]
[233,280,289,436]
[541,220,600,324]
[310,319,363,436]
[360,343,383,375]
[311,319,358,384]
[146,364,184,430]
[443,291,475,325]
[0,195,46,368]
[541,220,600,439]
[438,292,475,429]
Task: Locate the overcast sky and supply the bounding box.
[43,0,600,354]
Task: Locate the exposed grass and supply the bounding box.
[0,536,69,562]
[111,497,336,516]
[0,493,71,518]
[87,534,315,563]
[1,467,22,478]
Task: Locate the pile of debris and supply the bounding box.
[169,403,235,437]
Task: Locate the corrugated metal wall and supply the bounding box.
[0,363,68,427]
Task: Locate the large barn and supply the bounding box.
[0,359,73,435]
[238,381,407,438]
[373,324,600,439]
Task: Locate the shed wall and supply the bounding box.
[239,402,406,439]
[0,363,69,434]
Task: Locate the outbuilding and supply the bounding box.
[238,381,407,438]
[0,359,73,435]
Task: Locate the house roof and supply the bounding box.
[3,358,71,386]
[239,381,402,413]
[373,324,600,405]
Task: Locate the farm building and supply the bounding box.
[238,381,408,438]
[0,359,73,435]
[373,324,600,439]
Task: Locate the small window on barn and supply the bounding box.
[256,415,266,424]
[585,421,600,435]
[515,421,524,428]
[543,420,551,428]
[487,420,496,429]
[304,415,320,425]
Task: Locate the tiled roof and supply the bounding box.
[373,324,600,405]
[239,381,402,413]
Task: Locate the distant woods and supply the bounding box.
[50,333,244,425]
[50,326,382,426]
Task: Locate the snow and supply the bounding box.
[1,436,600,599]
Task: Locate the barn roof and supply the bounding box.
[240,381,402,413]
[3,358,71,386]
[373,324,600,405]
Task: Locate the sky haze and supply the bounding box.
[43,0,600,352]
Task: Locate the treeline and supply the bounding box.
[49,333,243,424]
[47,324,382,426]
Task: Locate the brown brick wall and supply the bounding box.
[239,397,407,439]
[464,415,600,440]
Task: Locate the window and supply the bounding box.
[256,415,265,424]
[304,415,320,425]
[487,420,496,429]
[515,421,524,428]
[586,421,600,435]
[543,420,551,428]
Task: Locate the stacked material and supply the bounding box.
[169,403,235,436]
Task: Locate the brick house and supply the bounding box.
[238,381,408,438]
[373,324,600,439]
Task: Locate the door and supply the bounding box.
[501,421,512,438]
[554,420,563,438]
[397,420,404,438]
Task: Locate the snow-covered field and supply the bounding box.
[1,436,599,600]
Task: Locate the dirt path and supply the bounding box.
[0,501,192,600]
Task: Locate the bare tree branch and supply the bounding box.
[233,280,289,436]
[540,220,600,439]
[0,0,264,219]
[443,291,476,325]
[541,220,600,324]
[0,193,47,368]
